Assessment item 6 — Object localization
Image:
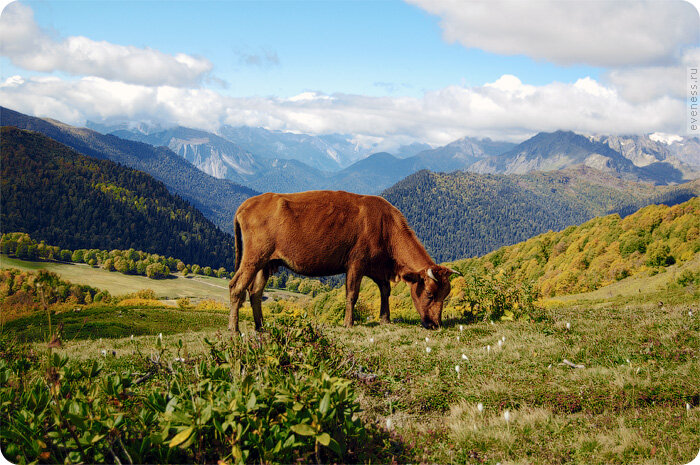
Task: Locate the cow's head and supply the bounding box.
[402,265,459,329]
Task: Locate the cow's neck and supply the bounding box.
[390,228,435,277]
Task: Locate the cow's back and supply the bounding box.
[235,191,398,276]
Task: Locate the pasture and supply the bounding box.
[1,257,699,464]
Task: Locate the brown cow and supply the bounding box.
[227,190,457,332]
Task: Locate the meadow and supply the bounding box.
[1,255,698,464]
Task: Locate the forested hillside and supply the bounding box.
[453,197,700,297]
[0,107,257,232]
[0,127,236,269]
[382,168,699,263]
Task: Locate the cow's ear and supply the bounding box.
[402,271,422,283]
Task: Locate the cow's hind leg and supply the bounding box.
[374,279,391,324]
[228,264,260,334]
[248,267,270,331]
[344,266,363,328]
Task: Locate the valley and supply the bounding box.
[1,106,699,465]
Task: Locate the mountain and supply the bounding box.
[382,167,700,263]
[470,130,699,184]
[217,125,367,171]
[109,126,261,182]
[411,136,516,172]
[0,107,258,233]
[0,127,236,269]
[667,136,700,168]
[452,196,700,297]
[394,142,433,159]
[325,152,425,193]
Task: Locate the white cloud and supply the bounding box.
[0,2,212,87]
[0,73,686,147]
[407,0,699,67]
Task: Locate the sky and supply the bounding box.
[0,0,699,150]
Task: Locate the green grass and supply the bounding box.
[0,255,306,304]
[0,254,230,299]
[324,297,699,464]
[2,256,699,463]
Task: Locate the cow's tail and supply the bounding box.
[234,216,243,273]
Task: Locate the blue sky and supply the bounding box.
[10,0,600,97]
[1,0,698,147]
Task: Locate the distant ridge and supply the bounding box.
[382,167,699,263]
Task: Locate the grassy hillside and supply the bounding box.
[0,127,236,270]
[1,283,697,464]
[452,196,700,298]
[0,254,228,301]
[383,167,699,262]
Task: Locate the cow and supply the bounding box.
[227,190,458,333]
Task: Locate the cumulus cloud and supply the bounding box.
[0,73,685,147]
[0,2,212,86]
[407,0,699,67]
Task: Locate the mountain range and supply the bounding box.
[97,119,699,194]
[2,106,700,268]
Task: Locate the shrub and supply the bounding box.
[0,321,372,464]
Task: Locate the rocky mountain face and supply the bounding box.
[217,125,368,171]
[470,130,699,185]
[110,126,262,184]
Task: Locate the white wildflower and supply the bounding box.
[426,346,432,353]
[565,322,571,330]
[425,336,430,342]
[501,336,506,342]
[101,349,107,357]
[477,402,484,413]
[462,353,468,361]
[369,337,374,343]
[487,345,491,354]
[455,365,460,376]
[498,340,503,348]
[386,418,393,430]
[687,403,692,411]
[457,336,460,342]
[459,325,463,332]
[158,333,163,342]
[504,410,511,422]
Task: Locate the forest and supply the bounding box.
[383,168,699,262]
[0,127,237,270]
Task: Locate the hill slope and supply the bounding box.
[0,127,236,269]
[382,168,700,263]
[0,107,258,233]
[452,196,700,297]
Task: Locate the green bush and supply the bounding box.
[0,321,372,464]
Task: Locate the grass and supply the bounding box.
[324,296,699,464]
[1,256,699,463]
[0,254,307,303]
